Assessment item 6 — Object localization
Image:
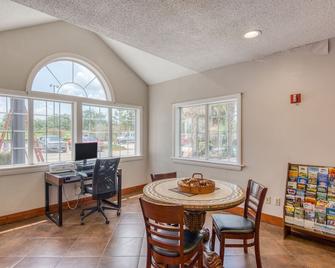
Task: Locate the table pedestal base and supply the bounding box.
[203,247,223,268]
[184,210,222,268]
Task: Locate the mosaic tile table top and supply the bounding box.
[143,178,245,211]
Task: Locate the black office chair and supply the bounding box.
[79,158,121,224]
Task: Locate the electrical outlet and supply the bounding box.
[275,198,281,206]
[265,196,271,205]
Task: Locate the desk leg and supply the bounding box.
[45,181,63,227]
[58,185,63,226]
[45,181,50,217]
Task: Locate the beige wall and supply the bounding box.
[149,40,335,217]
[0,22,149,216]
[2,21,335,219]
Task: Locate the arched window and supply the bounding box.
[0,55,141,168]
[31,59,108,100]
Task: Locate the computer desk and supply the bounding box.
[45,169,122,226]
[45,169,92,226]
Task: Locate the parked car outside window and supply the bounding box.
[38,136,67,153]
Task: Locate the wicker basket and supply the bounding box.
[178,173,215,194]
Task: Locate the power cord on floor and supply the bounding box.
[62,185,82,210]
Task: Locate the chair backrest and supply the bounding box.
[92,158,120,199]
[150,172,177,182]
[139,197,185,258]
[243,179,267,231]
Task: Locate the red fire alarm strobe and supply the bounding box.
[290,93,301,104]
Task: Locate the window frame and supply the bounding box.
[81,103,142,159]
[0,92,143,170]
[0,95,29,166]
[0,55,143,172]
[172,93,242,170]
[31,98,74,164]
[27,53,114,103]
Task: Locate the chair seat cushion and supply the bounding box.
[212,214,255,233]
[152,229,203,257]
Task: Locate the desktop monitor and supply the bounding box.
[75,142,98,162]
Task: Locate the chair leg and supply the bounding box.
[254,234,262,268]
[198,244,203,268]
[219,236,225,265]
[100,208,110,224]
[146,248,151,268]
[210,225,216,251]
[80,207,98,224]
[243,238,248,253]
[81,206,96,214]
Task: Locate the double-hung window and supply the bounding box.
[82,105,109,158]
[0,96,28,166]
[112,107,138,157]
[33,100,72,163]
[82,105,140,158]
[174,94,241,167]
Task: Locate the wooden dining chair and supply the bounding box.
[150,172,177,182]
[139,197,203,268]
[210,179,267,268]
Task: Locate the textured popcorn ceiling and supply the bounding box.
[99,35,196,85]
[12,0,335,72]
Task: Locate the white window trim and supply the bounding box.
[0,155,144,176]
[26,53,115,102]
[172,93,242,169]
[0,54,143,172]
[0,94,143,172]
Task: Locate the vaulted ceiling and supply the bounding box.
[5,0,335,84]
[12,0,335,71]
[1,0,197,85]
[0,0,56,32]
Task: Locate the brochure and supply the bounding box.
[285,164,335,236]
[308,167,318,180]
[299,166,308,178]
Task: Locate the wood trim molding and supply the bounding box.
[122,183,146,195]
[225,207,283,227]
[0,184,146,226]
[0,183,284,227]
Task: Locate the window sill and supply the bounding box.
[120,155,144,162]
[171,157,244,171]
[0,164,49,177]
[0,156,145,177]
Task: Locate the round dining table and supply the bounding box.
[143,177,245,268]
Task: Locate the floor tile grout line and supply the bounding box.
[10,257,24,268]
[137,237,144,267]
[2,196,335,268]
[57,232,81,259]
[96,214,120,267]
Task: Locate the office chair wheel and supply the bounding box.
[105,220,110,224]
[117,209,121,216]
[80,221,85,225]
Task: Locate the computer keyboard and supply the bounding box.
[59,169,94,183]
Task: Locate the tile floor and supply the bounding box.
[0,194,334,268]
